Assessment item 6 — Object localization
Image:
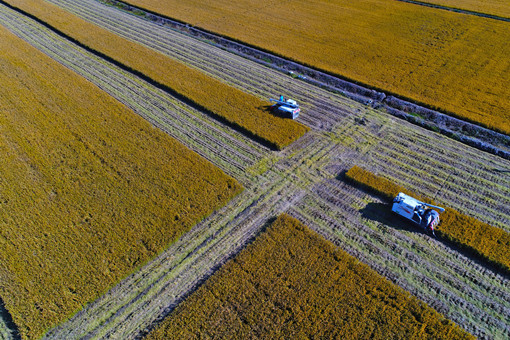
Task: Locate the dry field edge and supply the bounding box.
[98,0,510,159]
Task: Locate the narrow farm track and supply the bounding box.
[0,2,509,339]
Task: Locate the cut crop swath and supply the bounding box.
[4,0,309,150]
[120,0,510,135]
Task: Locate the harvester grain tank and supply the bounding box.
[269,95,300,119]
[392,193,445,237]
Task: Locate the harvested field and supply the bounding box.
[145,214,471,339]
[0,23,241,339]
[0,1,509,339]
[345,166,510,274]
[119,0,510,134]
[3,0,308,150]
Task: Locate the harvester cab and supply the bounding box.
[392,193,445,237]
[269,95,300,119]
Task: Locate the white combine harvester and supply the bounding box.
[392,193,445,237]
[269,95,300,119]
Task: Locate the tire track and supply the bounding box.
[289,182,510,338]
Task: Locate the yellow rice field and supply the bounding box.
[0,25,241,339]
[6,0,308,149]
[125,0,510,134]
[145,214,471,339]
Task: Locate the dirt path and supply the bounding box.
[0,2,509,339]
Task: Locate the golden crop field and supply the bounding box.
[345,166,510,274]
[5,0,308,150]
[0,25,242,339]
[421,0,510,18]
[145,214,471,339]
[125,0,510,135]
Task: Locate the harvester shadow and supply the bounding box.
[261,104,282,118]
[360,202,426,236]
[0,297,21,340]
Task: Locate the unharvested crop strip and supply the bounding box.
[289,188,509,337]
[3,1,508,338]
[366,141,510,228]
[0,22,242,339]
[44,168,307,339]
[42,120,510,339]
[114,0,510,136]
[35,0,355,132]
[0,3,266,186]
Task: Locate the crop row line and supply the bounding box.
[44,145,323,338]
[312,178,509,303]
[363,154,509,229]
[2,2,508,338]
[80,0,510,156]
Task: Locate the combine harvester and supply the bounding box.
[392,193,445,237]
[269,95,300,119]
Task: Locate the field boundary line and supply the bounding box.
[98,0,510,160]
[395,0,510,22]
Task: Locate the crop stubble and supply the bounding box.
[345,165,510,273]
[119,0,510,135]
[0,22,242,339]
[0,3,267,186]
[28,0,362,134]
